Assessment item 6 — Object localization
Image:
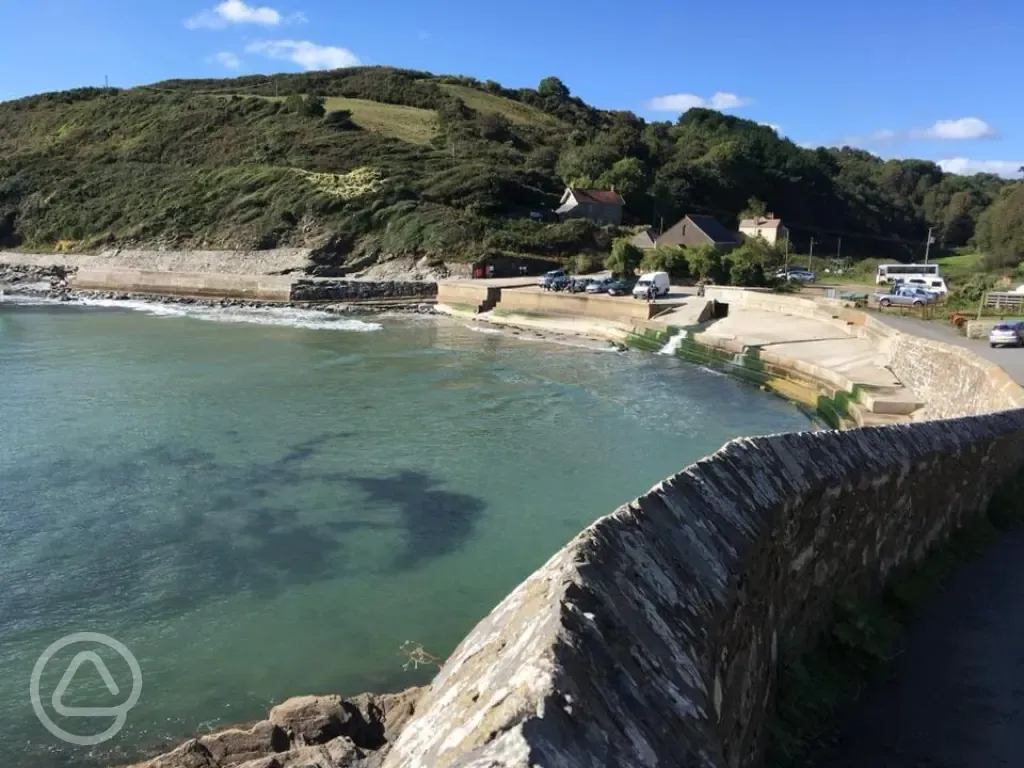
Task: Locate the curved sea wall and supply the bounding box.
[380,412,1024,767]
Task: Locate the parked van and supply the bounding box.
[632,272,670,299]
[900,276,948,295]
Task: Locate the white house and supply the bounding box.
[738,213,789,246]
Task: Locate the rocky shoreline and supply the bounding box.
[129,689,423,768]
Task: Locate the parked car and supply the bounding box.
[901,276,948,295]
[585,277,614,294]
[568,277,592,293]
[632,272,671,299]
[990,321,1024,348]
[776,269,817,282]
[875,286,938,307]
[606,280,632,296]
[538,269,568,289]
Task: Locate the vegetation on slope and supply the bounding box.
[1,66,1021,270]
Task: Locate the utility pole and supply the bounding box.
[809,237,816,273]
[924,227,935,264]
[784,236,790,274]
[837,236,842,270]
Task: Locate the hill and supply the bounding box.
[0,66,1015,271]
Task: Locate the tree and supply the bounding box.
[556,143,618,186]
[739,196,768,220]
[727,253,766,286]
[640,244,688,278]
[597,157,647,198]
[303,94,326,118]
[283,93,305,114]
[975,185,1024,268]
[476,111,512,142]
[538,76,570,101]
[605,237,642,279]
[687,245,723,282]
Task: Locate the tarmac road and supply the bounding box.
[809,312,1024,767]
[878,312,1024,385]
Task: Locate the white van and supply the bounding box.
[632,272,670,299]
[901,276,948,295]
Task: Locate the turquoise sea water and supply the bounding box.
[0,299,808,767]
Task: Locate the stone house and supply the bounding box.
[554,188,625,226]
[657,214,739,252]
[629,228,659,250]
[738,213,789,246]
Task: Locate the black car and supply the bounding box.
[606,280,632,296]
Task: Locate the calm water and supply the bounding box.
[0,299,808,767]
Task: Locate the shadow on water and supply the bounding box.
[346,470,486,572]
[0,432,487,634]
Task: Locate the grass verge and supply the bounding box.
[767,468,1024,766]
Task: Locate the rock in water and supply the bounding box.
[127,688,423,768]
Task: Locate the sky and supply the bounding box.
[3,0,1023,177]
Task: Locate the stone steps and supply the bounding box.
[848,401,913,428]
[857,384,924,415]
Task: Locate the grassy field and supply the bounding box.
[438,84,562,128]
[934,252,985,283]
[322,97,438,145]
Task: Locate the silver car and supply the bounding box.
[989,321,1024,348]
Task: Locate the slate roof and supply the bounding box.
[685,214,739,244]
[569,188,625,206]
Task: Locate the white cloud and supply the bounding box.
[913,117,994,140]
[209,51,241,69]
[842,117,996,148]
[938,158,1023,178]
[760,122,781,133]
[246,39,360,70]
[646,91,752,113]
[186,1,290,29]
[418,30,432,41]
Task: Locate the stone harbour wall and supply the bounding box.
[861,315,1024,420]
[290,279,437,303]
[378,411,1024,768]
[70,269,295,302]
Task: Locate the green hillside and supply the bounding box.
[0,66,1019,271]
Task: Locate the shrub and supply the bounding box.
[640,245,688,278]
[687,245,724,281]
[569,253,602,274]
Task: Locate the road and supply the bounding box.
[810,528,1024,767]
[879,313,1024,384]
[809,312,1024,767]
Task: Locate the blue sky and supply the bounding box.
[4,0,1022,176]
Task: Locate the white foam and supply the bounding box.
[466,325,504,335]
[657,333,685,356]
[0,293,60,306]
[74,298,383,332]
